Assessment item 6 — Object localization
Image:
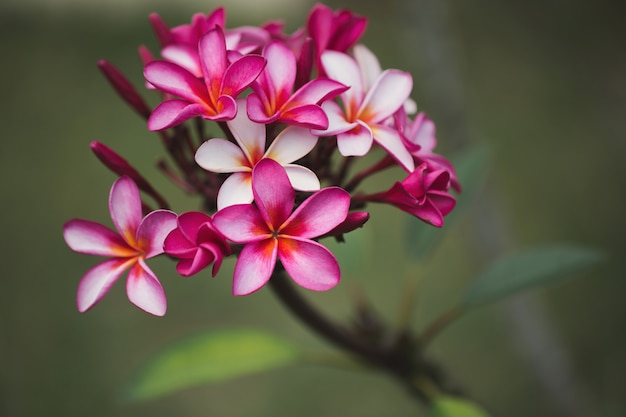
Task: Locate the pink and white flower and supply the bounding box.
[63,177,177,316]
[212,159,350,295]
[246,41,348,129]
[144,27,266,130]
[195,100,321,209]
[314,48,415,172]
[395,110,461,192]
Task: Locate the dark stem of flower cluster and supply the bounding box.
[268,267,459,405]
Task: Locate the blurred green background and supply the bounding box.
[1,0,624,416]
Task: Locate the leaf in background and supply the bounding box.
[462,245,604,307]
[405,145,491,260]
[125,329,301,401]
[426,396,491,417]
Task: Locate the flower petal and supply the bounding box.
[278,104,329,129]
[252,159,294,229]
[265,126,318,164]
[262,41,296,106]
[336,122,374,157]
[195,138,250,173]
[221,54,266,97]
[278,237,340,291]
[371,124,415,172]
[287,78,348,107]
[246,92,279,124]
[198,28,228,99]
[161,44,202,77]
[232,238,278,295]
[353,44,381,92]
[280,187,349,238]
[227,100,266,165]
[77,258,135,313]
[136,209,177,259]
[63,219,135,257]
[312,101,358,137]
[216,172,254,210]
[126,260,167,316]
[321,50,363,111]
[359,69,412,124]
[212,203,269,242]
[109,176,142,247]
[283,165,321,192]
[147,100,205,131]
[144,61,209,103]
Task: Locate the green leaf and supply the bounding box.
[406,146,490,260]
[463,245,604,307]
[125,329,301,401]
[426,396,491,417]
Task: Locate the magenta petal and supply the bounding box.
[212,204,269,243]
[288,78,348,107]
[246,93,278,124]
[281,187,350,238]
[63,219,134,257]
[109,176,142,246]
[144,61,208,102]
[126,260,167,316]
[175,249,212,277]
[177,211,213,242]
[278,237,340,291]
[428,191,457,216]
[198,28,228,95]
[161,44,202,77]
[163,228,197,258]
[136,209,177,259]
[322,211,370,237]
[77,258,135,313]
[252,159,295,229]
[263,41,296,105]
[221,55,266,97]
[232,238,278,295]
[279,104,329,129]
[148,100,205,131]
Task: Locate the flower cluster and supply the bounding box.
[64,4,459,316]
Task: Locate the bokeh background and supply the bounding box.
[1,0,624,416]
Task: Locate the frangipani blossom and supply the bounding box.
[372,163,456,227]
[164,212,231,277]
[144,27,266,130]
[195,99,320,209]
[306,3,367,76]
[212,159,350,295]
[314,49,415,172]
[396,110,461,192]
[63,177,177,316]
[247,41,348,129]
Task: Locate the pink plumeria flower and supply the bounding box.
[212,159,350,295]
[195,99,321,209]
[164,212,231,277]
[63,177,177,316]
[395,110,461,192]
[306,3,367,76]
[246,40,348,129]
[144,27,266,131]
[314,48,415,172]
[373,163,456,227]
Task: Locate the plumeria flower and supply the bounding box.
[164,212,231,277]
[395,110,461,192]
[63,176,177,316]
[314,48,415,172]
[195,99,321,209]
[367,163,456,227]
[144,27,266,130]
[306,3,367,76]
[246,40,348,129]
[212,159,350,295]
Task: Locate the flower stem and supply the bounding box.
[268,267,455,405]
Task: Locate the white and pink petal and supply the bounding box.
[232,238,278,295]
[126,260,167,316]
[278,237,340,291]
[77,257,136,313]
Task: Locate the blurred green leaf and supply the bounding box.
[426,396,491,417]
[462,245,604,307]
[125,329,301,401]
[406,146,490,260]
